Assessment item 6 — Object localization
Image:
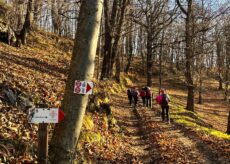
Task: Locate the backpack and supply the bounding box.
[145,87,151,97]
[127,89,131,96]
[156,95,162,104]
[161,94,169,106]
[131,89,138,98]
[140,90,146,97]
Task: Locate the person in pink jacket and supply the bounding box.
[160,89,170,122]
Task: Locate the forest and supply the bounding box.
[0,0,230,163]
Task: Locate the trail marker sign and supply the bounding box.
[28,107,64,163]
[28,108,65,123]
[74,80,93,94]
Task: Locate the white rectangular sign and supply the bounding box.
[74,80,93,94]
[28,108,59,123]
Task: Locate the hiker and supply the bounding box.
[130,87,139,107]
[145,86,152,107]
[139,87,146,106]
[127,88,132,105]
[160,88,170,122]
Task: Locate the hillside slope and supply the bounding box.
[0,31,73,162]
[0,31,137,163]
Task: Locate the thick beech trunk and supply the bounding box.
[49,0,103,163]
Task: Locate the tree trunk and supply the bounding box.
[139,26,145,73]
[125,29,133,73]
[216,40,223,90]
[146,31,153,87]
[49,0,103,163]
[224,70,229,101]
[115,46,121,82]
[224,23,230,101]
[100,0,118,79]
[185,0,194,111]
[109,0,127,77]
[51,0,61,34]
[159,29,165,91]
[227,110,230,134]
[124,9,133,74]
[176,0,195,111]
[19,0,33,45]
[34,0,41,25]
[96,16,103,80]
[198,74,203,104]
[16,3,23,30]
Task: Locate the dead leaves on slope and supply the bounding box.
[77,112,131,163]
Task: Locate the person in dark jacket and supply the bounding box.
[160,88,170,123]
[127,88,132,105]
[130,87,139,107]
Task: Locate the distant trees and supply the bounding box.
[100,0,128,80]
[2,0,230,134]
[133,0,176,86]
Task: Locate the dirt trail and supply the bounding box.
[112,93,152,163]
[111,87,225,163]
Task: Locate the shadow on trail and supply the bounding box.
[113,99,154,163]
[172,121,229,163]
[175,112,213,128]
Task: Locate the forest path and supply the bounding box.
[112,92,152,163]
[111,83,224,163]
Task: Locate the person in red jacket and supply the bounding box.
[139,87,146,106]
[145,86,152,107]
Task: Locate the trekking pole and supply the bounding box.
[150,93,153,109]
[168,111,171,124]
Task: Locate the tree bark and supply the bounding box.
[216,40,223,90]
[227,110,230,134]
[224,23,230,101]
[125,32,133,73]
[146,31,153,87]
[198,74,203,104]
[100,0,118,79]
[159,28,165,91]
[51,0,61,34]
[109,0,127,76]
[34,0,41,25]
[96,16,103,80]
[115,46,121,82]
[177,0,195,111]
[19,0,33,45]
[49,0,103,163]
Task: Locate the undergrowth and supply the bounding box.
[169,96,230,140]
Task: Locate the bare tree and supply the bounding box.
[176,0,195,111]
[134,0,176,86]
[18,0,33,45]
[100,0,128,80]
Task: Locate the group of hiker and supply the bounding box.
[127,86,170,123]
[127,86,152,107]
